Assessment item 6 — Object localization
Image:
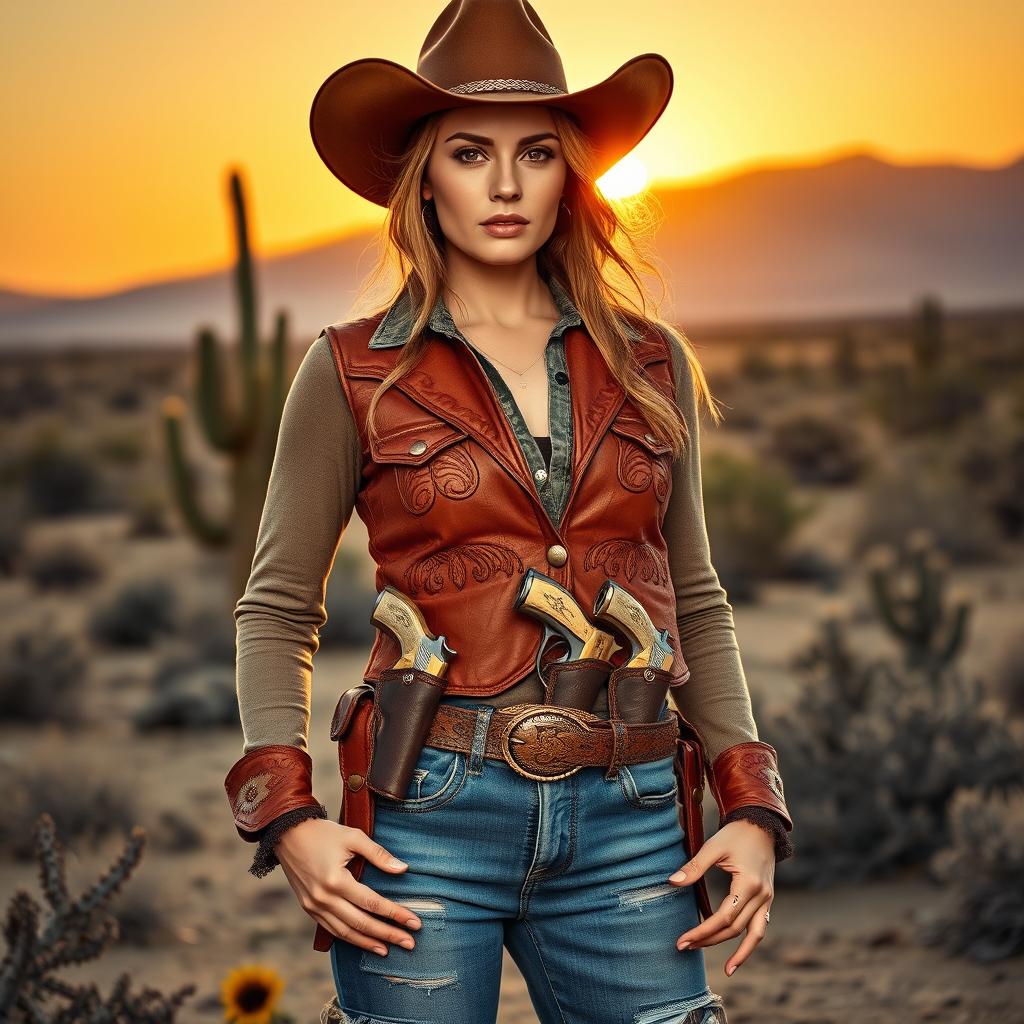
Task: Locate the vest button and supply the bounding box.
[347,773,365,791]
[546,544,568,567]
[409,440,427,456]
[534,468,548,483]
[555,371,569,385]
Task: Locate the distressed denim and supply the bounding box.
[329,695,727,1024]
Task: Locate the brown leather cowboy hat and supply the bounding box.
[309,0,673,207]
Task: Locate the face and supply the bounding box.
[421,100,568,266]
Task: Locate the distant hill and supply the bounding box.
[1,149,1021,350]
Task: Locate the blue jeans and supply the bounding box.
[330,697,726,1024]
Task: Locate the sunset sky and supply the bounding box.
[3,0,1022,297]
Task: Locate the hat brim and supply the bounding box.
[309,53,673,207]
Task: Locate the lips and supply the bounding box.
[481,214,529,224]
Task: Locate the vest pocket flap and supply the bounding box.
[609,413,673,455]
[370,419,469,465]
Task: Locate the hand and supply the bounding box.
[275,818,422,957]
[667,818,776,977]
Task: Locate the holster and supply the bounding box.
[366,667,449,800]
[541,656,611,710]
[312,681,377,954]
[667,705,714,922]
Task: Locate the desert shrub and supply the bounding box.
[766,550,1023,888]
[0,630,87,725]
[991,631,1024,720]
[24,539,105,590]
[89,578,179,647]
[737,346,777,381]
[864,360,985,437]
[0,813,195,1019]
[955,419,1024,541]
[0,760,138,861]
[921,785,1024,962]
[23,436,104,517]
[0,506,26,576]
[133,663,238,731]
[699,451,814,598]
[93,425,147,465]
[856,444,1003,563]
[768,411,865,485]
[126,483,173,538]
[106,385,144,412]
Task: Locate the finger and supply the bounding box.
[687,889,771,951]
[345,876,424,931]
[304,900,394,957]
[668,841,718,886]
[724,896,773,976]
[676,878,764,949]
[348,830,409,873]
[307,885,417,953]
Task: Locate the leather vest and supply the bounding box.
[325,313,690,696]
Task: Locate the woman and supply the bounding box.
[224,2,793,1022]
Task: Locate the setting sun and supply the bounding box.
[596,154,650,199]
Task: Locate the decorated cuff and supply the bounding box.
[722,805,795,862]
[224,743,323,841]
[249,802,330,878]
[709,740,793,832]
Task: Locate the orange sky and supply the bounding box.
[2,0,1022,297]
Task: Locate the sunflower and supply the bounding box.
[220,963,286,1024]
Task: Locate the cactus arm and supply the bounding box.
[162,396,229,546]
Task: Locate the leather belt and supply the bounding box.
[424,702,679,781]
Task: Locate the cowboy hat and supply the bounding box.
[309,0,673,207]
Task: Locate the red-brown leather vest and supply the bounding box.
[326,313,690,696]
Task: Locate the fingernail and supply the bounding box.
[727,963,738,975]
[399,937,415,949]
[405,917,422,929]
[678,940,690,950]
[389,857,407,868]
[669,871,686,882]
[373,945,387,956]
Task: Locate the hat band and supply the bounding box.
[447,77,566,96]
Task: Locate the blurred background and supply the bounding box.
[1,2,1022,1021]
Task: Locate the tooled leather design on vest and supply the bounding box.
[615,438,671,501]
[585,381,622,431]
[584,539,670,585]
[405,368,503,445]
[405,542,524,594]
[396,445,480,515]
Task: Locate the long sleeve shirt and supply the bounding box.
[233,278,793,869]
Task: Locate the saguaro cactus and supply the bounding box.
[162,169,290,606]
[865,528,971,672]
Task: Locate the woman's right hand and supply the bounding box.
[275,818,422,956]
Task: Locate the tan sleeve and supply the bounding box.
[660,327,759,764]
[233,332,362,754]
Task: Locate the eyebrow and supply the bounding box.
[443,131,560,146]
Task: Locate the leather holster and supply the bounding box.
[313,681,378,954]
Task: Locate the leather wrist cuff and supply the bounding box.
[224,744,322,842]
[709,740,792,832]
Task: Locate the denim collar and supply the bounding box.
[367,274,643,348]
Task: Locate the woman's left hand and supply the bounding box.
[667,819,776,977]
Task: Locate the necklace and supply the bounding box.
[470,343,546,391]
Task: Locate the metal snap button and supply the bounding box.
[409,440,427,456]
[643,668,656,681]
[534,468,548,483]
[546,544,568,567]
[348,773,365,791]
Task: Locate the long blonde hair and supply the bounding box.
[347,106,721,461]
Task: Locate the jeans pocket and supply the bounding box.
[618,753,679,809]
[375,744,466,812]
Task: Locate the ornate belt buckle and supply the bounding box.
[499,704,594,781]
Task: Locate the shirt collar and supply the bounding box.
[367,274,643,348]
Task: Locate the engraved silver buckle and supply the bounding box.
[498,703,596,781]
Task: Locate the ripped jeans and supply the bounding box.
[329,696,727,1024]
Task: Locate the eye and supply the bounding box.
[524,147,555,162]
[453,146,485,164]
